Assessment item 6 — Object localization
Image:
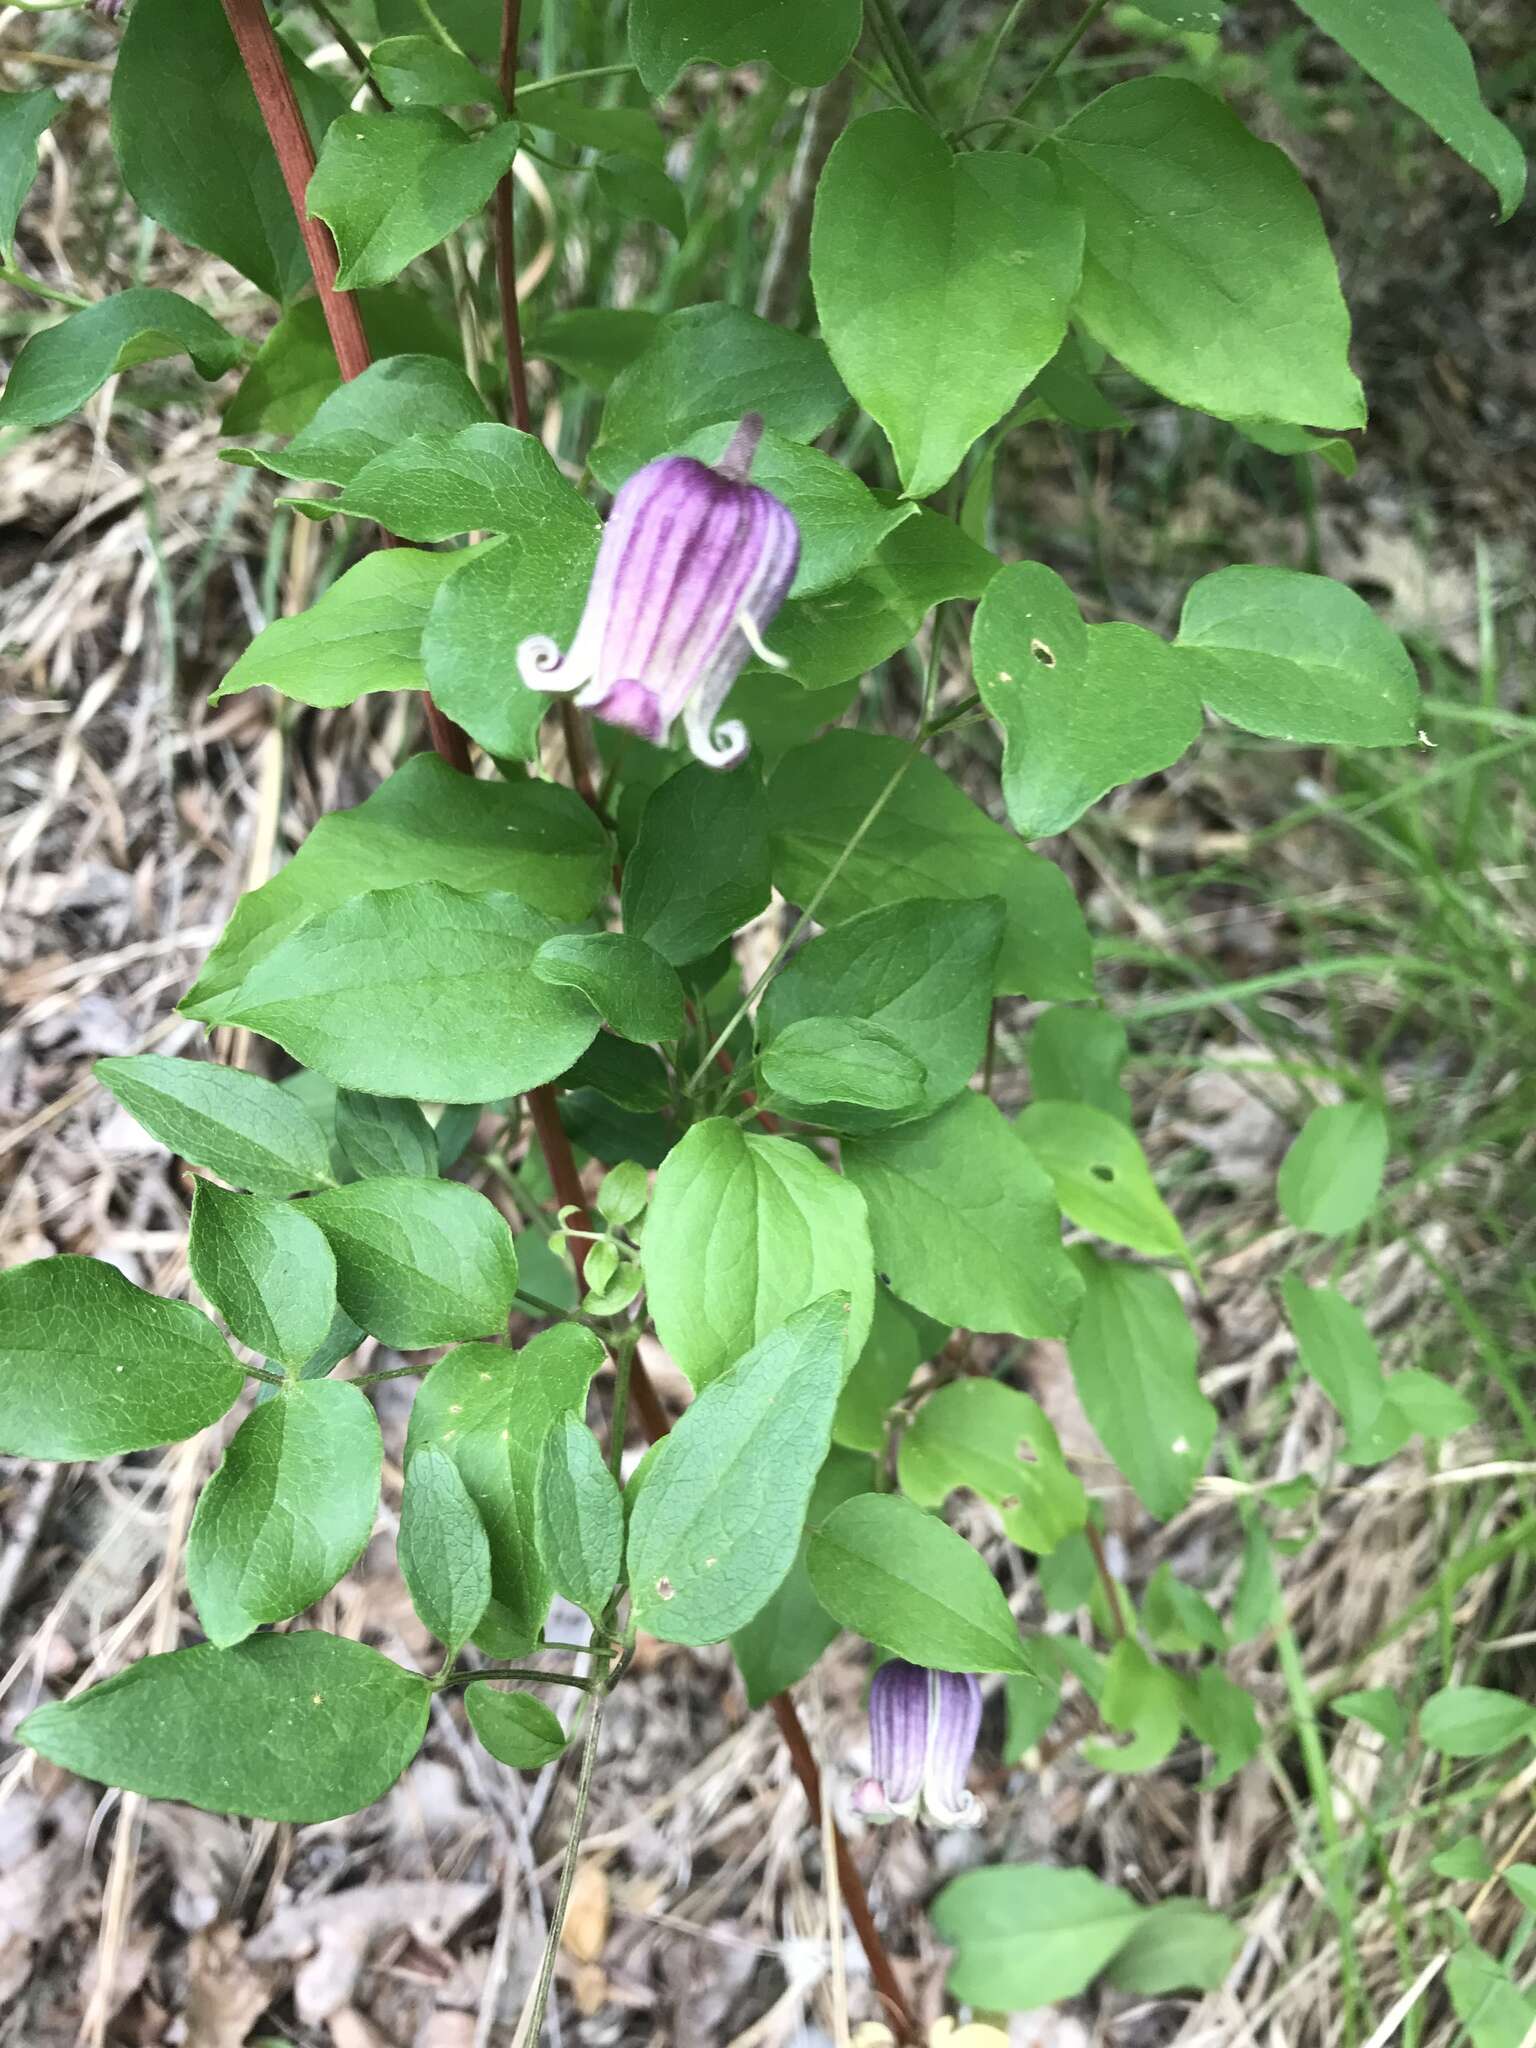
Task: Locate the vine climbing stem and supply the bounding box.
[227,7,916,2029]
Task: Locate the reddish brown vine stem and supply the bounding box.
[229,11,915,2031]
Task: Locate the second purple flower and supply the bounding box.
[517,413,800,769]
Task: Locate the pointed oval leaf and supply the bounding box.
[730,1444,869,1708]
[0,86,61,265]
[807,1492,1033,1674]
[0,289,243,432]
[96,1054,335,1196]
[0,1257,242,1460]
[532,931,685,1046]
[1277,1098,1389,1237]
[535,1415,625,1622]
[335,1090,440,1180]
[464,1685,569,1769]
[1016,1099,1189,1262]
[931,1865,1144,2009]
[621,761,771,968]
[188,1180,338,1370]
[186,1379,382,1646]
[303,1176,519,1349]
[398,1443,493,1654]
[20,1633,428,1822]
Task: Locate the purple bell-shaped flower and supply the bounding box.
[851,1661,984,1830]
[517,413,800,770]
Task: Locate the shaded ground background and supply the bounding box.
[1,3,1534,2044]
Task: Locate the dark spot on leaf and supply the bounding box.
[1016,1440,1038,1464]
[1030,638,1056,668]
[1091,1163,1114,1183]
[1000,1494,1021,1511]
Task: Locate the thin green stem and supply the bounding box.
[245,1363,290,1388]
[1009,0,1110,121]
[411,0,467,54]
[963,0,1036,123]
[441,1665,596,1692]
[351,1359,436,1387]
[864,0,940,124]
[517,61,639,98]
[608,1330,637,1484]
[515,1285,585,1324]
[522,1694,606,2043]
[683,753,917,1093]
[0,262,91,310]
[308,0,386,103]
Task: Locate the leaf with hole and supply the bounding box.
[972,564,1203,837]
[1017,1099,1188,1263]
[899,1379,1085,1555]
[186,1380,381,1647]
[1066,1249,1215,1519]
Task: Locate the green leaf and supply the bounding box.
[1432,1838,1495,1882]
[20,1632,428,1823]
[1181,1665,1262,1784]
[622,762,771,968]
[1016,1099,1189,1262]
[566,1033,671,1114]
[730,1445,868,1708]
[339,421,587,545]
[464,1685,569,1769]
[111,0,323,301]
[1030,327,1132,430]
[758,896,1002,1133]
[833,1287,949,1454]
[0,1257,242,1460]
[304,1176,519,1349]
[186,1380,381,1647]
[1178,566,1417,745]
[1066,1249,1215,1518]
[1331,1686,1407,1746]
[308,110,522,291]
[843,1093,1082,1340]
[1103,1900,1240,1993]
[767,731,1092,999]
[397,1443,492,1653]
[0,289,243,432]
[596,1161,650,1230]
[760,1018,926,1119]
[932,1864,1143,2007]
[95,1054,335,1197]
[643,1119,874,1390]
[1505,1866,1536,1913]
[1448,1944,1536,2048]
[589,303,846,490]
[532,932,685,1045]
[0,87,60,265]
[222,290,462,437]
[211,546,483,710]
[370,34,495,106]
[187,1180,337,1371]
[1044,78,1363,430]
[219,882,600,1103]
[596,154,686,240]
[1080,1636,1183,1773]
[1422,1687,1536,1759]
[423,522,604,762]
[226,353,491,488]
[972,564,1202,837]
[1293,0,1524,220]
[1277,1099,1389,1237]
[812,111,1082,499]
[1004,1664,1063,1761]
[406,1327,605,1655]
[899,1379,1086,1555]
[677,423,916,600]
[1383,1368,1479,1441]
[760,513,1000,691]
[1028,1006,1131,1125]
[183,756,609,1028]
[629,1296,849,1643]
[629,0,860,92]
[524,91,665,163]
[535,1415,624,1621]
[525,307,661,392]
[1280,1276,1387,1450]
[335,1090,440,1180]
[1142,1562,1226,1653]
[807,1492,1033,1673]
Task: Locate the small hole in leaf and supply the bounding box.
[656,1576,675,1601]
[1091,1163,1114,1183]
[1016,1440,1038,1464]
[1000,1494,1021,1511]
[1030,638,1056,668]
